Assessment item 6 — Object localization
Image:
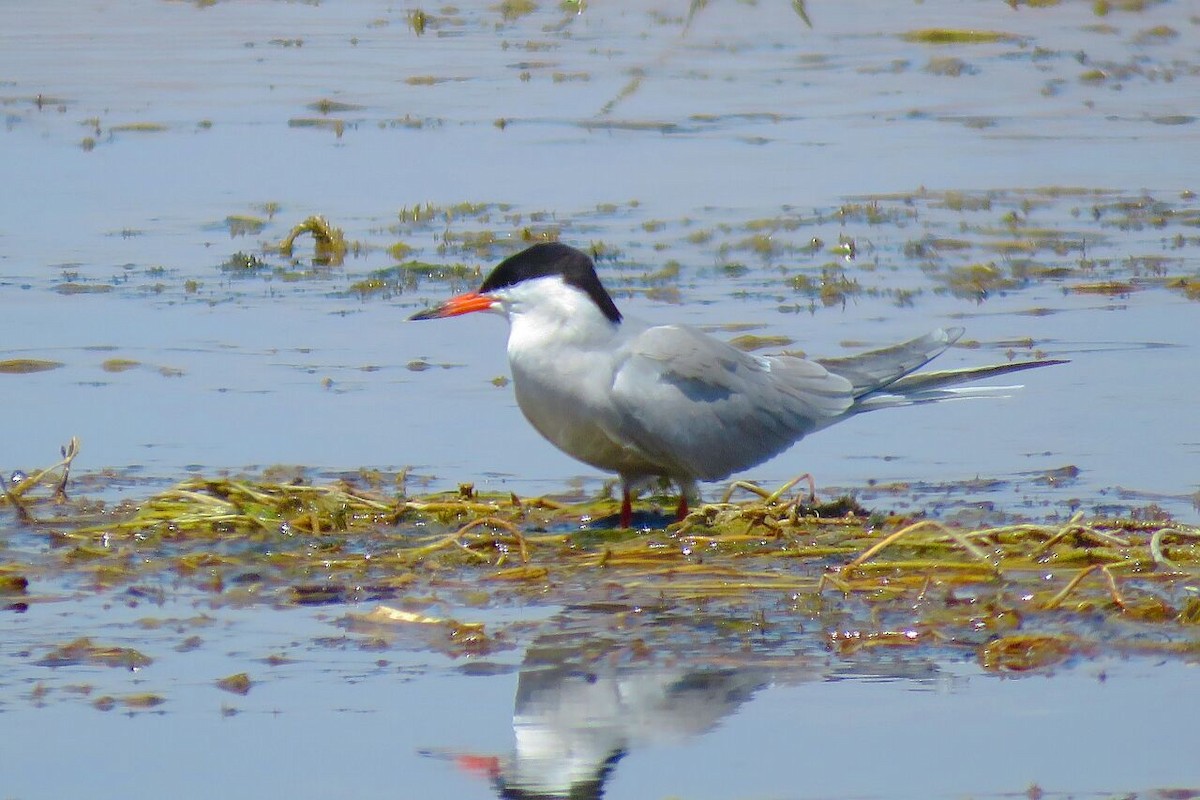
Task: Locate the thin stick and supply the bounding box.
[1101,565,1129,610]
[5,436,82,502]
[843,520,946,571]
[1042,564,1102,610]
[1029,511,1087,558]
[1149,527,1200,571]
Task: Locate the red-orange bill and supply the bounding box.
[409,291,496,320]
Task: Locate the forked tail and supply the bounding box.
[817,327,1066,417]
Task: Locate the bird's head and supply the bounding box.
[410,242,623,329]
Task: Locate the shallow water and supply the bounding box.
[4,590,1198,799]
[2,1,1199,797]
[4,0,1198,517]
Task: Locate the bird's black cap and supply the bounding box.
[480,242,622,324]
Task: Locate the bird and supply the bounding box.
[411,242,1065,528]
[428,648,770,798]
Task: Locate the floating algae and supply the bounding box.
[215,672,253,695]
[901,29,1020,45]
[34,637,153,669]
[0,359,64,374]
[4,441,1199,669]
[109,122,169,133]
[279,215,348,266]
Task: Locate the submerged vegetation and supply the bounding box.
[20,187,1182,316]
[278,215,349,266]
[4,442,1198,672]
[901,29,1022,45]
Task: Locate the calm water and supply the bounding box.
[2,0,1198,797]
[4,591,1198,799]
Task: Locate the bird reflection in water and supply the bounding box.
[420,600,948,800]
[426,636,770,800]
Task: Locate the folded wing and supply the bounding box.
[609,325,855,482]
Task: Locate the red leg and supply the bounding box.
[675,493,688,521]
[620,488,633,529]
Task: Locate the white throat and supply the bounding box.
[499,276,621,354]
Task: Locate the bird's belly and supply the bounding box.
[512,372,661,477]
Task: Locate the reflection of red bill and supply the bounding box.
[409,292,497,320]
[454,753,501,781]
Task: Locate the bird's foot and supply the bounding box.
[619,490,633,529]
[674,494,689,522]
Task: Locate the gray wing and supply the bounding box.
[608,325,854,482]
[816,327,962,398]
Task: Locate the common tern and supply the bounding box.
[432,651,769,798]
[411,242,1064,527]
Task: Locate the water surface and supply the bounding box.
[2,1,1198,797]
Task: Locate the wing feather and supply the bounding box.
[608,325,854,481]
[816,327,961,397]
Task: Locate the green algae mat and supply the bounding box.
[4,440,1198,672]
